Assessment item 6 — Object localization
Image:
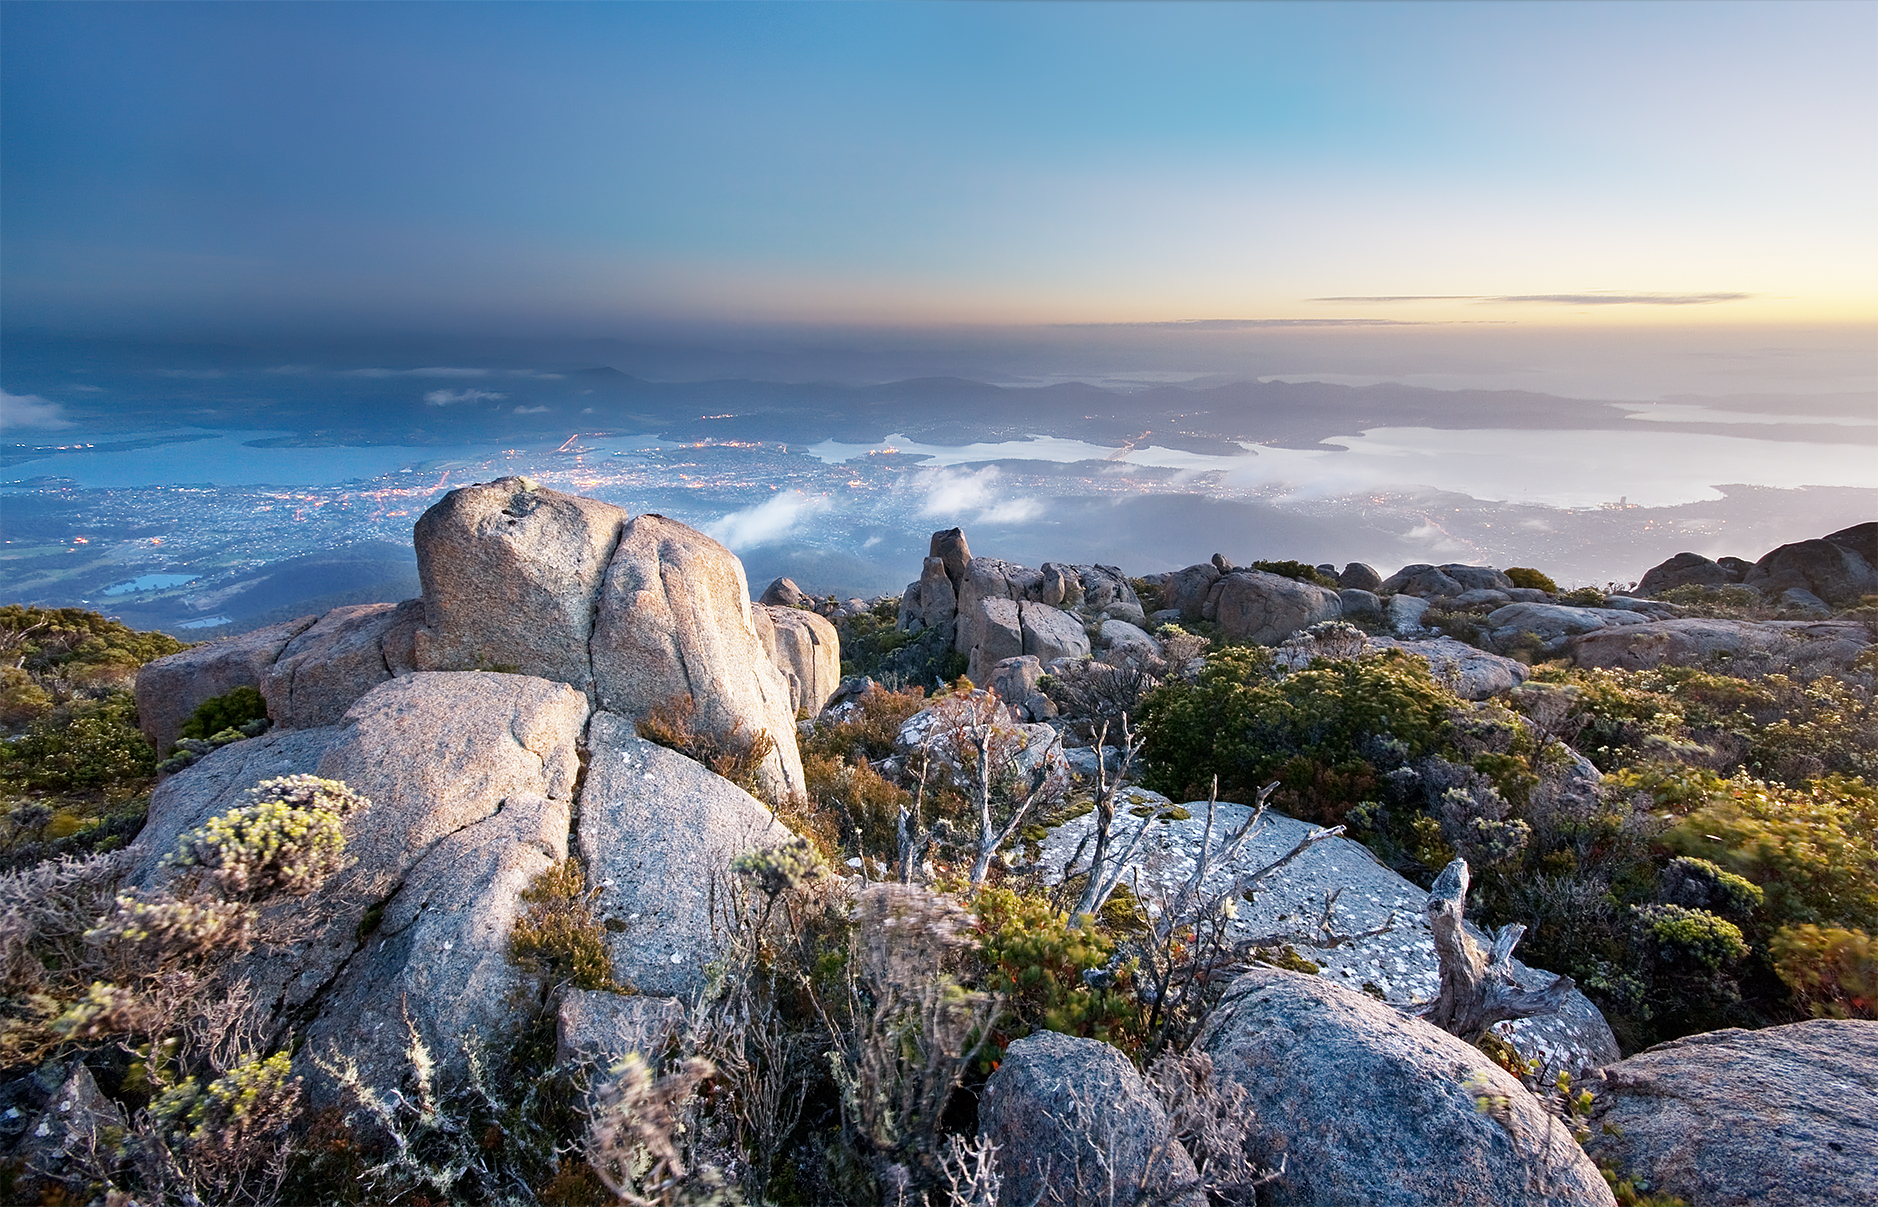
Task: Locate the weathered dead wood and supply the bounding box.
[1415,858,1576,1043]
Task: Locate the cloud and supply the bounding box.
[704,491,833,549]
[513,404,549,414]
[0,391,74,430]
[1312,293,1753,306]
[265,364,315,375]
[423,388,508,405]
[912,466,1044,525]
[69,383,104,393]
[345,366,490,378]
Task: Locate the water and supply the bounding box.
[102,574,198,595]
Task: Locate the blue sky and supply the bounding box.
[3,1,1874,332]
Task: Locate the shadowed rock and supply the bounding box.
[135,614,317,754]
[979,1030,1204,1207]
[762,604,842,716]
[262,600,422,730]
[1211,570,1342,645]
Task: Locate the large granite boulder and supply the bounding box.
[261,600,423,730]
[579,716,794,996]
[128,672,589,1099]
[302,792,569,1105]
[1637,551,1740,596]
[134,614,317,753]
[592,513,805,800]
[1584,1019,1878,1207]
[1162,562,1222,623]
[412,477,625,693]
[979,1030,1203,1207]
[1096,618,1162,663]
[929,526,972,589]
[1441,564,1517,593]
[1199,968,1615,1207]
[1338,562,1384,591]
[965,596,1026,685]
[1037,800,1617,1075]
[1387,592,1431,635]
[1381,564,1465,599]
[758,576,810,607]
[1744,522,1878,605]
[1338,588,1383,622]
[1020,601,1091,665]
[761,604,842,717]
[1570,617,1874,673]
[1211,570,1343,645]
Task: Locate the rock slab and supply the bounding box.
[135,614,317,753]
[1584,1019,1878,1207]
[1199,967,1614,1207]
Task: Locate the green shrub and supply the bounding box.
[970,885,1135,1051]
[178,685,269,742]
[165,774,369,900]
[510,858,623,992]
[0,693,155,793]
[1666,774,1878,935]
[1633,904,1748,970]
[1504,567,1558,593]
[1560,587,1607,607]
[1138,646,1454,812]
[1769,924,1875,1018]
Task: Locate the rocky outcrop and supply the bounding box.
[979,1030,1204,1207]
[1020,600,1091,665]
[261,600,423,730]
[1744,522,1878,605]
[134,614,317,753]
[1338,562,1384,591]
[1381,564,1515,599]
[1210,570,1342,645]
[761,604,842,717]
[1338,588,1383,622]
[412,477,625,692]
[1037,799,1617,1075]
[1096,618,1162,663]
[578,716,793,996]
[916,556,957,630]
[1199,968,1615,1207]
[1637,551,1740,596]
[1483,602,1650,657]
[1570,617,1874,673]
[759,576,810,607]
[592,513,805,799]
[1584,1019,1878,1207]
[965,596,1025,685]
[1387,592,1430,635]
[1162,562,1222,622]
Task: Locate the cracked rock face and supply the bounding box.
[128,672,590,1098]
[261,600,423,730]
[1200,967,1615,1207]
[578,718,793,996]
[135,614,318,754]
[593,513,805,799]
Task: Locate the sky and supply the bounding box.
[4,0,1875,338]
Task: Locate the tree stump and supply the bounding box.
[1417,859,1576,1043]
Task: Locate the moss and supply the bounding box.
[1251,944,1321,975]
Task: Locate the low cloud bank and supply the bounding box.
[705,491,833,550]
[0,391,73,431]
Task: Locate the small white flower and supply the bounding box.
[670,952,684,963]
